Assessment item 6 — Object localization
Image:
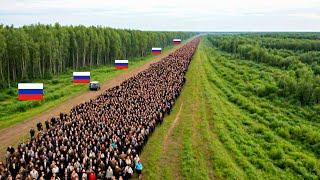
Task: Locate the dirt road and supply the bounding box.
[0,39,194,157]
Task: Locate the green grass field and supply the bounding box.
[0,44,183,130]
[139,36,320,179]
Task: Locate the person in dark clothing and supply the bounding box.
[7,145,14,154]
[9,162,18,178]
[51,117,56,125]
[36,122,42,131]
[45,120,50,130]
[166,105,171,115]
[46,167,53,179]
[59,112,63,121]
[29,128,35,138]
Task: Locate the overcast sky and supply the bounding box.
[1,0,320,31]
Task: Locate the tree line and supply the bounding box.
[245,33,320,40]
[207,35,320,105]
[0,23,197,88]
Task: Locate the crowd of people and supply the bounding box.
[0,37,200,180]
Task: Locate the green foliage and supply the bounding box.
[15,103,29,112]
[269,148,284,160]
[195,37,320,178]
[256,84,278,97]
[277,127,291,139]
[0,81,7,89]
[0,93,10,101]
[51,79,60,84]
[21,79,30,83]
[0,23,197,88]
[6,89,15,95]
[207,34,320,105]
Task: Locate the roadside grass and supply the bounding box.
[0,42,189,130]
[138,39,244,179]
[138,37,320,179]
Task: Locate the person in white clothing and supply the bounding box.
[123,165,133,179]
[105,166,113,180]
[52,164,59,175]
[30,168,39,179]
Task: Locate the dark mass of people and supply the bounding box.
[0,37,201,180]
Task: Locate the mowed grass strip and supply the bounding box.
[138,97,185,179]
[139,39,244,179]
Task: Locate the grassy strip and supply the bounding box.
[138,39,244,179]
[138,98,185,179]
[138,36,320,179]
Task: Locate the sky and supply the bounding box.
[0,0,320,31]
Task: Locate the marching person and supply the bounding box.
[123,165,133,180]
[105,166,113,180]
[29,127,35,138]
[30,168,39,179]
[135,161,143,179]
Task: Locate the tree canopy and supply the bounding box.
[0,23,196,88]
[207,34,320,105]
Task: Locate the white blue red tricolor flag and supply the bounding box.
[73,72,90,83]
[152,47,162,54]
[115,60,129,69]
[173,39,181,44]
[18,83,43,100]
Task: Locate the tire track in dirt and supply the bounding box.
[139,102,184,180]
[162,103,184,150]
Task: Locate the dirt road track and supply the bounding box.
[162,102,184,150]
[0,39,195,157]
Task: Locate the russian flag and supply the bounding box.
[152,47,162,54]
[73,72,90,83]
[173,39,181,44]
[115,60,129,69]
[18,83,43,100]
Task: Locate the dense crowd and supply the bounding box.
[0,37,200,180]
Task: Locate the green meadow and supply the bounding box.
[139,35,320,179]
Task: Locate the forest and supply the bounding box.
[0,23,196,88]
[207,34,320,105]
